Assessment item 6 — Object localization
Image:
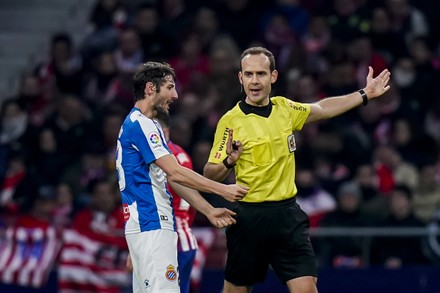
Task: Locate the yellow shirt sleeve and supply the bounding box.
[283,98,310,131]
[207,115,231,164]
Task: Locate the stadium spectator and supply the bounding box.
[370,184,429,268]
[72,179,125,247]
[113,28,144,74]
[412,163,440,224]
[36,33,84,96]
[43,95,92,165]
[318,181,371,268]
[295,167,337,227]
[131,4,173,60]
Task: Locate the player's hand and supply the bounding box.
[207,207,237,228]
[364,66,391,99]
[221,184,249,202]
[226,129,242,164]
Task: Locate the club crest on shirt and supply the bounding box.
[165,264,177,281]
[287,133,296,152]
[149,132,160,144]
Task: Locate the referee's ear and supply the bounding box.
[271,69,278,84]
[238,72,243,84]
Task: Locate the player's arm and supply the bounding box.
[155,154,247,202]
[168,180,237,228]
[305,67,391,124]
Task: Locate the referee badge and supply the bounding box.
[165,264,177,281]
[287,133,296,153]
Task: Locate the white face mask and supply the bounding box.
[393,68,415,87]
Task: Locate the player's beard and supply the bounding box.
[153,92,170,116]
[154,103,168,116]
[154,105,169,119]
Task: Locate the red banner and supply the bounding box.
[0,226,61,288]
[58,229,130,293]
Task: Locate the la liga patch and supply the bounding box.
[149,132,160,144]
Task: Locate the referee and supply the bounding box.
[204,47,391,293]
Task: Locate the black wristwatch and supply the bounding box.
[358,89,368,106]
[222,156,236,169]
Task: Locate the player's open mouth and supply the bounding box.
[250,89,261,94]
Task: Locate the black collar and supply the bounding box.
[239,97,273,118]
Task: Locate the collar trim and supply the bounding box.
[239,97,273,118]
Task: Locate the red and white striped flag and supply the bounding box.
[58,229,130,293]
[0,226,61,288]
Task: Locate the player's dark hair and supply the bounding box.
[132,62,176,102]
[240,47,276,72]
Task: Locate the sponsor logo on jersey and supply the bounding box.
[149,132,160,144]
[214,152,222,159]
[218,128,229,151]
[165,264,177,281]
[123,204,130,222]
[288,102,307,112]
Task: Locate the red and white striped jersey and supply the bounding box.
[167,141,198,252]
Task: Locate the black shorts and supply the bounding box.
[224,197,317,286]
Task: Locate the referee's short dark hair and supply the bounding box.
[240,47,276,72]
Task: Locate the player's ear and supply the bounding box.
[238,72,243,84]
[145,82,156,94]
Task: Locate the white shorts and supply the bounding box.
[126,230,180,293]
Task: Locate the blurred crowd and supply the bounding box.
[1,0,440,272]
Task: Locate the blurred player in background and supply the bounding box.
[156,110,198,293]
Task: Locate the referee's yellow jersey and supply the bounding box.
[208,96,310,203]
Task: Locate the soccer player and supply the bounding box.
[203,47,391,293]
[116,61,248,293]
